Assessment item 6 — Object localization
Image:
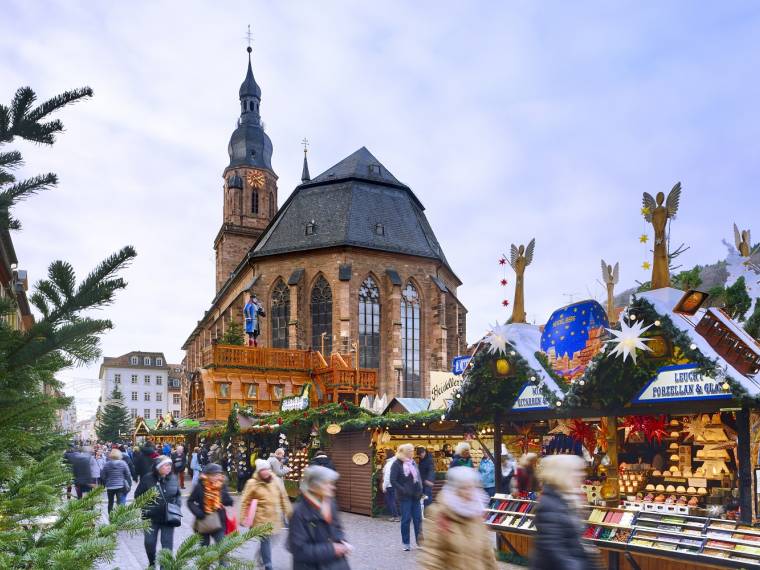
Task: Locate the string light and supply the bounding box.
[690,343,697,350]
[654,320,661,327]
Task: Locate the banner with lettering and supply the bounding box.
[428,371,464,410]
[511,383,551,411]
[633,364,731,404]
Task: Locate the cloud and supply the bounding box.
[3,1,760,416]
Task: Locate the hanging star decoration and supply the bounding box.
[641,206,651,217]
[596,417,609,453]
[549,419,573,436]
[639,234,649,243]
[642,261,651,270]
[506,423,541,454]
[618,415,649,443]
[682,415,708,443]
[643,415,668,444]
[486,322,511,355]
[498,257,507,266]
[502,299,510,307]
[569,419,596,453]
[605,319,653,364]
[500,278,508,286]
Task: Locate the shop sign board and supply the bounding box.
[633,364,731,404]
[428,371,463,410]
[451,355,471,375]
[280,383,311,412]
[511,383,551,411]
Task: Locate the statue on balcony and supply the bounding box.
[243,293,265,347]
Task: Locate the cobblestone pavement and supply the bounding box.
[97,487,523,569]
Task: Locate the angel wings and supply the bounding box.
[510,238,535,270]
[734,223,752,254]
[601,260,619,285]
[642,182,682,223]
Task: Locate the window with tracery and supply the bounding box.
[401,282,421,397]
[359,277,380,368]
[311,276,332,354]
[271,279,290,348]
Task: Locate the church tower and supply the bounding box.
[214,47,278,292]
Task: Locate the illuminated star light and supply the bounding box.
[486,322,511,355]
[642,261,651,270]
[641,206,651,216]
[605,320,653,364]
[639,234,649,243]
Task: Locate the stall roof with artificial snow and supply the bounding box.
[634,287,760,396]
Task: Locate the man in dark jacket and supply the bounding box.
[69,449,94,498]
[134,442,158,482]
[171,445,187,489]
[119,444,136,479]
[416,447,435,506]
[134,456,182,567]
[309,450,336,471]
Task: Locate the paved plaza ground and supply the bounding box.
[96,487,523,570]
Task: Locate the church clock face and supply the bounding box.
[247,171,265,189]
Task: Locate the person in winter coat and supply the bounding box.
[478,455,496,497]
[119,444,136,479]
[309,450,336,471]
[531,455,599,570]
[390,443,423,551]
[187,463,234,549]
[287,465,351,570]
[240,459,293,570]
[448,442,473,469]
[416,447,436,507]
[102,448,132,514]
[515,452,539,496]
[69,448,94,498]
[134,456,182,567]
[267,448,291,479]
[134,442,159,482]
[419,467,497,570]
[171,445,187,489]
[501,445,516,492]
[162,442,171,456]
[189,447,202,486]
[91,449,106,486]
[382,449,399,521]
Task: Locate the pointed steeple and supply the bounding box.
[301,138,311,183]
[239,46,262,125]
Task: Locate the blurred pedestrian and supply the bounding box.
[102,448,132,514]
[419,467,497,570]
[119,444,136,479]
[171,444,187,489]
[187,463,234,552]
[382,448,399,521]
[240,459,292,569]
[135,456,182,568]
[268,448,291,478]
[515,453,539,496]
[417,447,435,507]
[92,448,106,486]
[531,455,599,570]
[134,441,159,482]
[448,443,473,469]
[501,445,516,492]
[70,447,94,498]
[478,454,496,497]
[309,449,336,471]
[190,446,202,486]
[390,443,422,551]
[287,465,351,569]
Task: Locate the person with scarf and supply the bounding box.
[419,467,497,570]
[389,443,423,551]
[287,465,351,570]
[239,459,292,570]
[134,455,182,567]
[187,463,234,548]
[448,442,473,469]
[531,455,600,570]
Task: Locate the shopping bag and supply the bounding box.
[244,499,258,527]
[225,509,238,535]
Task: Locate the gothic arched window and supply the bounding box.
[358,277,380,369]
[311,276,332,354]
[271,279,290,348]
[401,281,421,397]
[252,190,259,214]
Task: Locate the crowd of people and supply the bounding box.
[64,438,595,569]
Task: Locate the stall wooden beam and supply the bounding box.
[737,406,752,524]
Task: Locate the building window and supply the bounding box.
[130,356,139,365]
[252,190,259,214]
[311,276,332,354]
[156,375,163,385]
[358,277,381,368]
[131,392,138,401]
[401,282,421,397]
[156,358,163,366]
[173,409,180,417]
[156,408,162,418]
[131,374,138,384]
[144,393,150,401]
[245,384,257,399]
[218,383,230,398]
[144,375,150,385]
[374,223,385,236]
[144,357,151,366]
[272,385,284,400]
[114,374,121,384]
[305,221,316,235]
[271,279,290,348]
[173,394,181,405]
[131,408,137,419]
[156,392,162,402]
[144,409,150,419]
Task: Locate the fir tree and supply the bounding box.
[745,299,760,339]
[96,387,132,442]
[221,320,245,345]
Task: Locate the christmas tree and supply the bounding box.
[96,387,133,442]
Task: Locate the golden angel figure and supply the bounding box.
[734,223,752,258]
[508,238,535,323]
[642,183,681,289]
[601,260,620,324]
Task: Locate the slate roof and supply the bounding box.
[250,147,452,272]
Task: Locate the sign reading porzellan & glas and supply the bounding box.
[633,364,731,404]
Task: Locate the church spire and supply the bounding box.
[239,46,262,125]
[301,138,311,183]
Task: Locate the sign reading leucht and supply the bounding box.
[511,384,551,411]
[633,364,731,403]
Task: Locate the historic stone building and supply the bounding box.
[182,49,467,400]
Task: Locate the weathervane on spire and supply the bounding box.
[301,137,311,183]
[245,24,253,53]
[302,137,309,155]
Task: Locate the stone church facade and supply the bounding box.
[183,49,467,399]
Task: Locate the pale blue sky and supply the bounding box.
[3,1,760,417]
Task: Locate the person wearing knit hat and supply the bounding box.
[187,461,234,551]
[134,455,182,567]
[240,455,292,570]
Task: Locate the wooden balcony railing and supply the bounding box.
[313,368,377,393]
[203,344,314,371]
